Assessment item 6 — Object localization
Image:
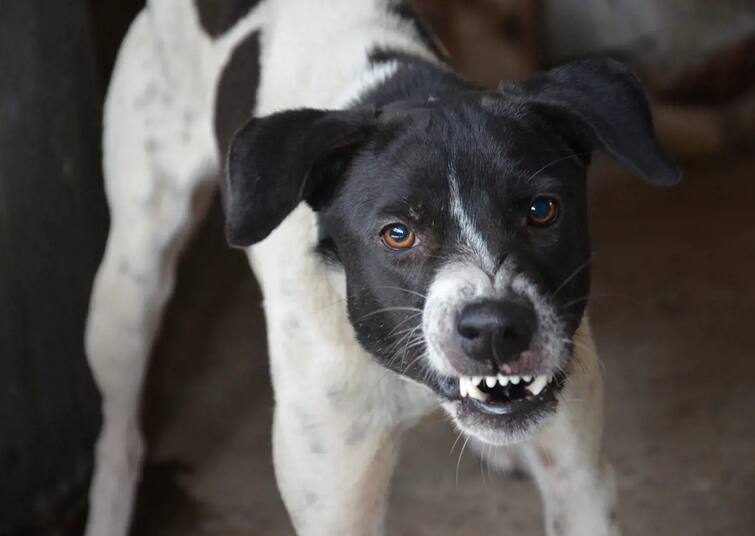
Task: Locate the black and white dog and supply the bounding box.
[84,1,679,534]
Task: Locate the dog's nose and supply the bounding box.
[456,300,536,366]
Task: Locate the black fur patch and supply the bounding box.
[214,30,261,165]
[195,0,261,38]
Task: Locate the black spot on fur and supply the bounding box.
[345,421,368,446]
[194,0,261,38]
[304,491,319,507]
[214,30,261,167]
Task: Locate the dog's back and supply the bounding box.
[113,0,440,161]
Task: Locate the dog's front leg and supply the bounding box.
[273,400,401,536]
[267,327,432,536]
[522,328,620,536]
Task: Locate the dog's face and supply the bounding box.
[225,59,679,445]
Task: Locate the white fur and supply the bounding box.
[85,1,617,535]
[423,261,494,377]
[448,164,496,272]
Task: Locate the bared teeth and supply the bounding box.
[467,378,488,401]
[460,374,554,401]
[525,375,550,396]
[459,377,488,402]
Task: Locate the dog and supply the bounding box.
[84,1,679,534]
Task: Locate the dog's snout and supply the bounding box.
[456,300,536,366]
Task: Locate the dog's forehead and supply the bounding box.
[333,94,587,252]
[363,106,566,198]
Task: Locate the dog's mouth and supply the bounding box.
[457,372,564,415]
[435,370,567,441]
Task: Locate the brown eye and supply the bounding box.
[381,223,416,250]
[528,196,560,227]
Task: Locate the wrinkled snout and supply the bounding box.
[456,299,537,371]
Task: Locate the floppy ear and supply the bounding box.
[500,58,680,186]
[223,108,376,246]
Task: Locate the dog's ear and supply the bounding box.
[500,58,680,186]
[224,108,376,247]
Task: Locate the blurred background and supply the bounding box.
[0,0,753,534]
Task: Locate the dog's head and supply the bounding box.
[224,59,679,445]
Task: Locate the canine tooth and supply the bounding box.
[510,375,521,384]
[485,376,497,388]
[526,375,549,396]
[497,374,509,386]
[522,375,532,383]
[460,377,468,398]
[472,376,482,386]
[467,381,489,402]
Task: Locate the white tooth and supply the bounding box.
[522,375,532,383]
[510,375,521,385]
[467,381,489,402]
[472,376,482,386]
[526,375,549,396]
[548,375,554,383]
[485,376,497,388]
[459,377,468,398]
[497,374,509,386]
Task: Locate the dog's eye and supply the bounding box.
[528,196,560,227]
[381,223,416,250]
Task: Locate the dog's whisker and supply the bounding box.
[386,312,424,336]
[525,151,593,184]
[372,286,428,300]
[559,295,590,310]
[455,435,471,490]
[398,349,427,377]
[357,306,423,321]
[553,254,594,297]
[449,429,465,455]
[559,293,624,311]
[480,443,487,491]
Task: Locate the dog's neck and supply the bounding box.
[349,51,475,110]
